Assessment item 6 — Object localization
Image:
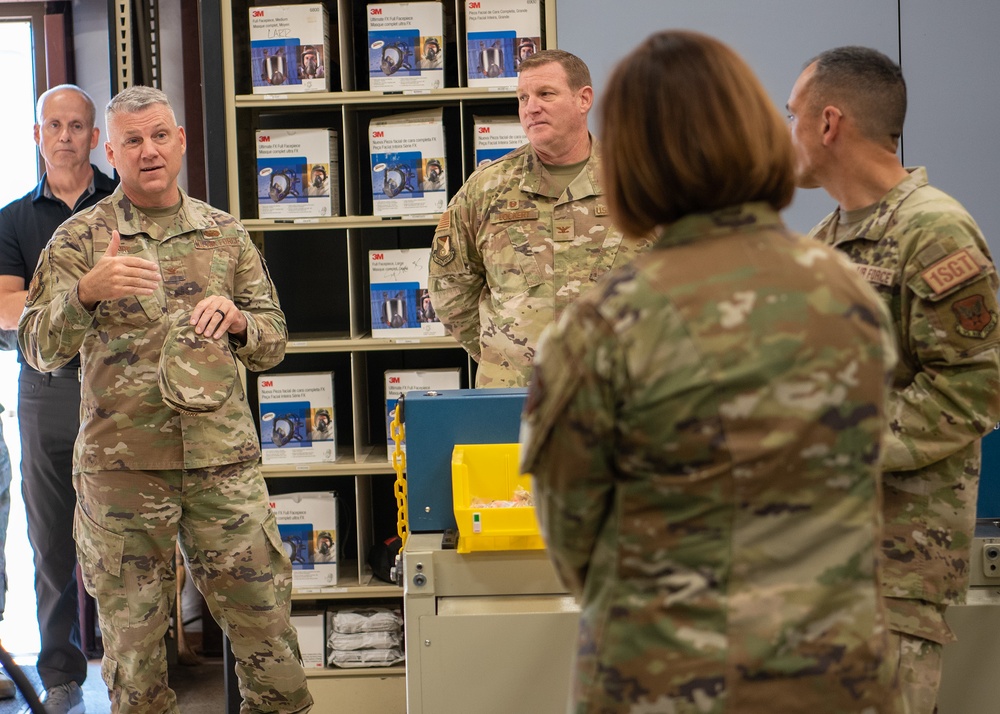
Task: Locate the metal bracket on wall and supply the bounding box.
[112,0,161,93]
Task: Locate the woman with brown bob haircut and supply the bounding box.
[520,30,903,714]
[601,30,795,235]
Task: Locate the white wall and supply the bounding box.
[557,0,1000,254]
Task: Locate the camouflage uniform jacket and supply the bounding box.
[810,168,1000,643]
[521,203,901,713]
[18,186,286,472]
[428,138,650,387]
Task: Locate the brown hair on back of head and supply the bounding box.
[600,30,795,237]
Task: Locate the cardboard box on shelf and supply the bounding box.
[250,4,330,94]
[465,0,542,90]
[258,372,337,465]
[369,108,447,217]
[473,115,527,168]
[369,248,445,338]
[256,128,340,219]
[271,491,339,591]
[367,2,444,91]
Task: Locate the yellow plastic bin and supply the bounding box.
[451,443,545,554]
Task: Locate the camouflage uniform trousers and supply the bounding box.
[73,461,313,714]
[889,630,943,714]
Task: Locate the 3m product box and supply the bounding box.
[384,368,462,449]
[258,372,337,465]
[367,2,444,92]
[291,611,326,668]
[473,115,527,168]
[250,4,330,94]
[256,128,340,219]
[369,248,445,338]
[270,492,339,591]
[369,108,447,217]
[466,0,541,89]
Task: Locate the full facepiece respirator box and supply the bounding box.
[270,491,339,591]
[367,2,445,91]
[258,372,337,465]
[465,0,542,90]
[250,4,330,94]
[369,108,447,217]
[369,248,446,338]
[473,115,527,168]
[256,128,340,219]
[384,368,462,450]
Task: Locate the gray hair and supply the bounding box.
[106,85,177,125]
[36,84,97,128]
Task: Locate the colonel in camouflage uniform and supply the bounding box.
[521,31,902,714]
[428,49,650,387]
[788,47,1000,713]
[18,86,311,714]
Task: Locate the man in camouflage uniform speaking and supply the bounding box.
[18,86,312,714]
[787,46,1000,713]
[427,49,650,387]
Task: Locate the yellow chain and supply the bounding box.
[391,407,408,547]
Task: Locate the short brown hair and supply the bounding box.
[517,49,591,91]
[600,31,794,236]
[806,46,906,149]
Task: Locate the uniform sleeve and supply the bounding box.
[881,224,1000,472]
[231,229,286,372]
[427,192,485,361]
[17,226,96,371]
[519,303,619,598]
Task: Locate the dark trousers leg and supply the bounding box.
[17,370,86,687]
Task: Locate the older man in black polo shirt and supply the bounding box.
[0,84,115,714]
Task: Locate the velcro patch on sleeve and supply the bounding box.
[921,248,982,295]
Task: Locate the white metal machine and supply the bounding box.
[400,389,580,713]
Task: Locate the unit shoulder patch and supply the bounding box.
[952,294,998,338]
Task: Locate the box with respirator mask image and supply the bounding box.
[473,114,527,168]
[367,1,444,92]
[369,248,445,338]
[258,372,337,465]
[249,4,330,94]
[465,0,542,90]
[256,128,340,219]
[270,491,339,592]
[369,108,447,217]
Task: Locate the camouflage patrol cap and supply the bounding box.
[158,314,238,415]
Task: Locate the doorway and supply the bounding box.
[0,11,49,658]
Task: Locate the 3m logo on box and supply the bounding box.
[372,131,385,138]
[478,127,490,133]
[371,253,384,260]
[252,9,264,17]
[261,380,274,388]
[258,135,270,143]
[469,1,481,7]
[388,377,401,384]
[370,6,382,14]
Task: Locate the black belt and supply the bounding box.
[49,367,81,380]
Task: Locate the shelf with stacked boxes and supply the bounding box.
[214,0,557,707]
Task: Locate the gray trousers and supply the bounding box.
[18,368,87,688]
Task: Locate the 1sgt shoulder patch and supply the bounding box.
[952,294,998,339]
[921,248,982,295]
